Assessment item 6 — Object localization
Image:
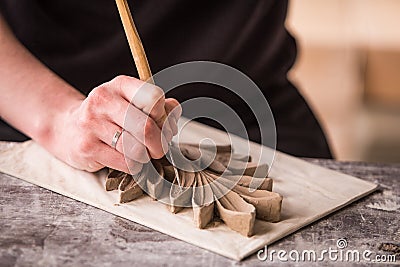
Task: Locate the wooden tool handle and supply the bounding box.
[115,0,154,84]
[115,0,168,124]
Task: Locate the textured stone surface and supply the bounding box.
[0,159,399,266]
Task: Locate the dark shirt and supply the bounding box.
[0,0,332,158]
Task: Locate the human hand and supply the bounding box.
[51,75,181,173]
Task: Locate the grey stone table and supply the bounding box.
[1,159,399,266]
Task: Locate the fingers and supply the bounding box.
[165,98,182,120]
[119,129,151,163]
[72,136,142,174]
[78,76,182,174]
[94,121,151,164]
[95,142,143,174]
[164,98,182,136]
[122,104,169,159]
[85,83,170,159]
[108,75,166,122]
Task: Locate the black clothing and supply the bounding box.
[0,0,332,158]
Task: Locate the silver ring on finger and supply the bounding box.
[111,129,124,149]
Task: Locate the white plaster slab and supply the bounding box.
[0,120,377,260]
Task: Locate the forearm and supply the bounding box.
[0,15,181,173]
[0,15,84,146]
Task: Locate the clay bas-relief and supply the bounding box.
[105,143,283,237]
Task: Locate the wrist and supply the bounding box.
[34,86,84,152]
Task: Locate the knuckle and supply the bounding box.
[76,105,99,132]
[133,144,150,163]
[76,108,94,130]
[174,103,182,117]
[167,97,180,107]
[112,75,130,84]
[77,137,94,157]
[149,86,164,102]
[144,118,158,139]
[88,85,111,104]
[112,75,132,92]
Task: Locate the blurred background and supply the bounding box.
[286,0,400,163]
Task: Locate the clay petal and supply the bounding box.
[180,144,233,174]
[209,177,256,237]
[105,169,126,191]
[105,141,281,235]
[207,159,231,174]
[179,144,202,160]
[240,176,273,191]
[214,193,255,237]
[169,145,201,169]
[162,165,175,183]
[231,153,252,162]
[226,162,269,178]
[168,169,195,213]
[192,173,214,229]
[146,161,166,200]
[201,150,260,177]
[193,203,214,229]
[200,172,215,206]
[182,143,232,154]
[180,143,258,176]
[215,153,251,167]
[232,184,283,222]
[223,174,273,191]
[118,174,143,203]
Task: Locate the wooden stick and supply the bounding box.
[115,0,154,84]
[115,0,169,124]
[115,0,182,189]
